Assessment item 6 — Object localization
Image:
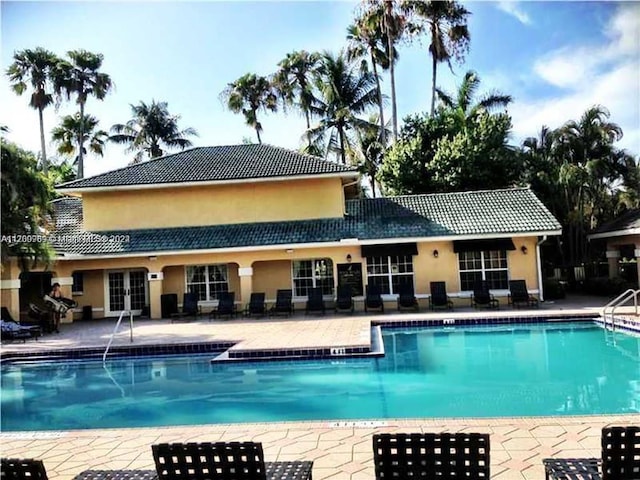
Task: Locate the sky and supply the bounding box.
[1,1,639,178]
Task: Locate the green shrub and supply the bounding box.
[543,278,566,300]
[582,277,636,296]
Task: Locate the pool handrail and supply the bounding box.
[602,289,639,331]
[103,310,133,363]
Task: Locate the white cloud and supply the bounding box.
[496,2,532,26]
[508,3,640,155]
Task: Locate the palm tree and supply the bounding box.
[6,48,61,172]
[55,50,113,178]
[110,100,198,163]
[220,73,277,144]
[435,70,511,126]
[273,51,320,148]
[407,1,471,117]
[347,10,389,146]
[51,113,108,170]
[307,51,379,164]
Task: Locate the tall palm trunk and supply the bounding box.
[304,110,312,148]
[38,106,48,172]
[255,128,262,144]
[338,125,347,164]
[77,101,86,178]
[385,2,398,142]
[370,173,377,198]
[430,54,437,117]
[371,54,386,146]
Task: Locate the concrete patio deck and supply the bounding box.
[1,294,639,479]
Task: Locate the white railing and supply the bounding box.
[103,310,134,363]
[602,289,640,331]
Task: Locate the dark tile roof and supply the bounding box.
[50,188,561,256]
[591,209,640,235]
[57,144,357,190]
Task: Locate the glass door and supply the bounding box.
[105,270,148,316]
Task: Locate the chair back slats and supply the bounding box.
[336,285,353,310]
[602,426,640,480]
[248,293,266,315]
[509,280,529,302]
[473,280,491,304]
[1,458,48,480]
[218,292,235,314]
[275,289,293,309]
[430,281,449,306]
[373,433,490,479]
[306,288,325,312]
[183,292,199,315]
[152,442,268,480]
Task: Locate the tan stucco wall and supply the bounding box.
[253,260,292,300]
[508,237,539,290]
[82,177,345,231]
[71,270,105,318]
[163,266,184,295]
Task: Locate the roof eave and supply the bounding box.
[587,227,640,240]
[56,171,359,195]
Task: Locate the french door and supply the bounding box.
[105,269,148,316]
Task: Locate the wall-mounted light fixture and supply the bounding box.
[346,254,352,263]
[521,245,528,255]
[285,249,294,254]
[433,249,439,258]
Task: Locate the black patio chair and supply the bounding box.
[373,432,490,479]
[543,425,640,479]
[245,292,266,317]
[1,320,41,343]
[397,283,419,312]
[335,285,354,314]
[210,291,237,319]
[1,458,49,480]
[508,280,539,308]
[170,292,201,322]
[429,281,453,310]
[152,441,313,480]
[270,289,294,317]
[365,284,384,313]
[471,280,499,309]
[305,288,326,315]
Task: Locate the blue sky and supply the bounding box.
[1,1,638,178]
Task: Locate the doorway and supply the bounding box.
[104,269,148,316]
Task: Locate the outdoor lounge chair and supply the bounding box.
[471,280,499,309]
[397,283,419,312]
[373,432,490,479]
[365,284,384,313]
[1,320,41,343]
[335,285,354,314]
[245,292,266,317]
[305,287,326,315]
[152,441,313,480]
[543,426,640,479]
[508,280,539,308]
[429,281,453,310]
[270,289,294,317]
[210,291,237,319]
[170,292,201,322]
[1,458,49,480]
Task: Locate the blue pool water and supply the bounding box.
[2,322,639,431]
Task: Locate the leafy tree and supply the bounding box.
[307,51,379,164]
[110,100,198,163]
[52,113,108,168]
[6,48,61,172]
[406,1,471,116]
[379,108,519,194]
[47,157,77,185]
[273,51,320,147]
[220,73,277,144]
[348,115,389,197]
[1,140,54,269]
[55,49,113,178]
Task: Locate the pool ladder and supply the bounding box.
[103,310,134,363]
[602,289,640,331]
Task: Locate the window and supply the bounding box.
[186,264,228,301]
[459,250,508,291]
[292,259,334,297]
[366,255,414,295]
[72,271,84,294]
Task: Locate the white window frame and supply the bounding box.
[366,255,414,295]
[458,250,509,291]
[185,264,229,301]
[291,258,334,298]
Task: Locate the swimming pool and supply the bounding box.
[2,322,639,431]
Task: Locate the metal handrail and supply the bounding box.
[602,289,639,331]
[103,310,133,363]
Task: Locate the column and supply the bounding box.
[51,276,74,323]
[0,279,21,321]
[238,267,253,305]
[606,250,620,279]
[147,272,164,319]
[636,249,640,289]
